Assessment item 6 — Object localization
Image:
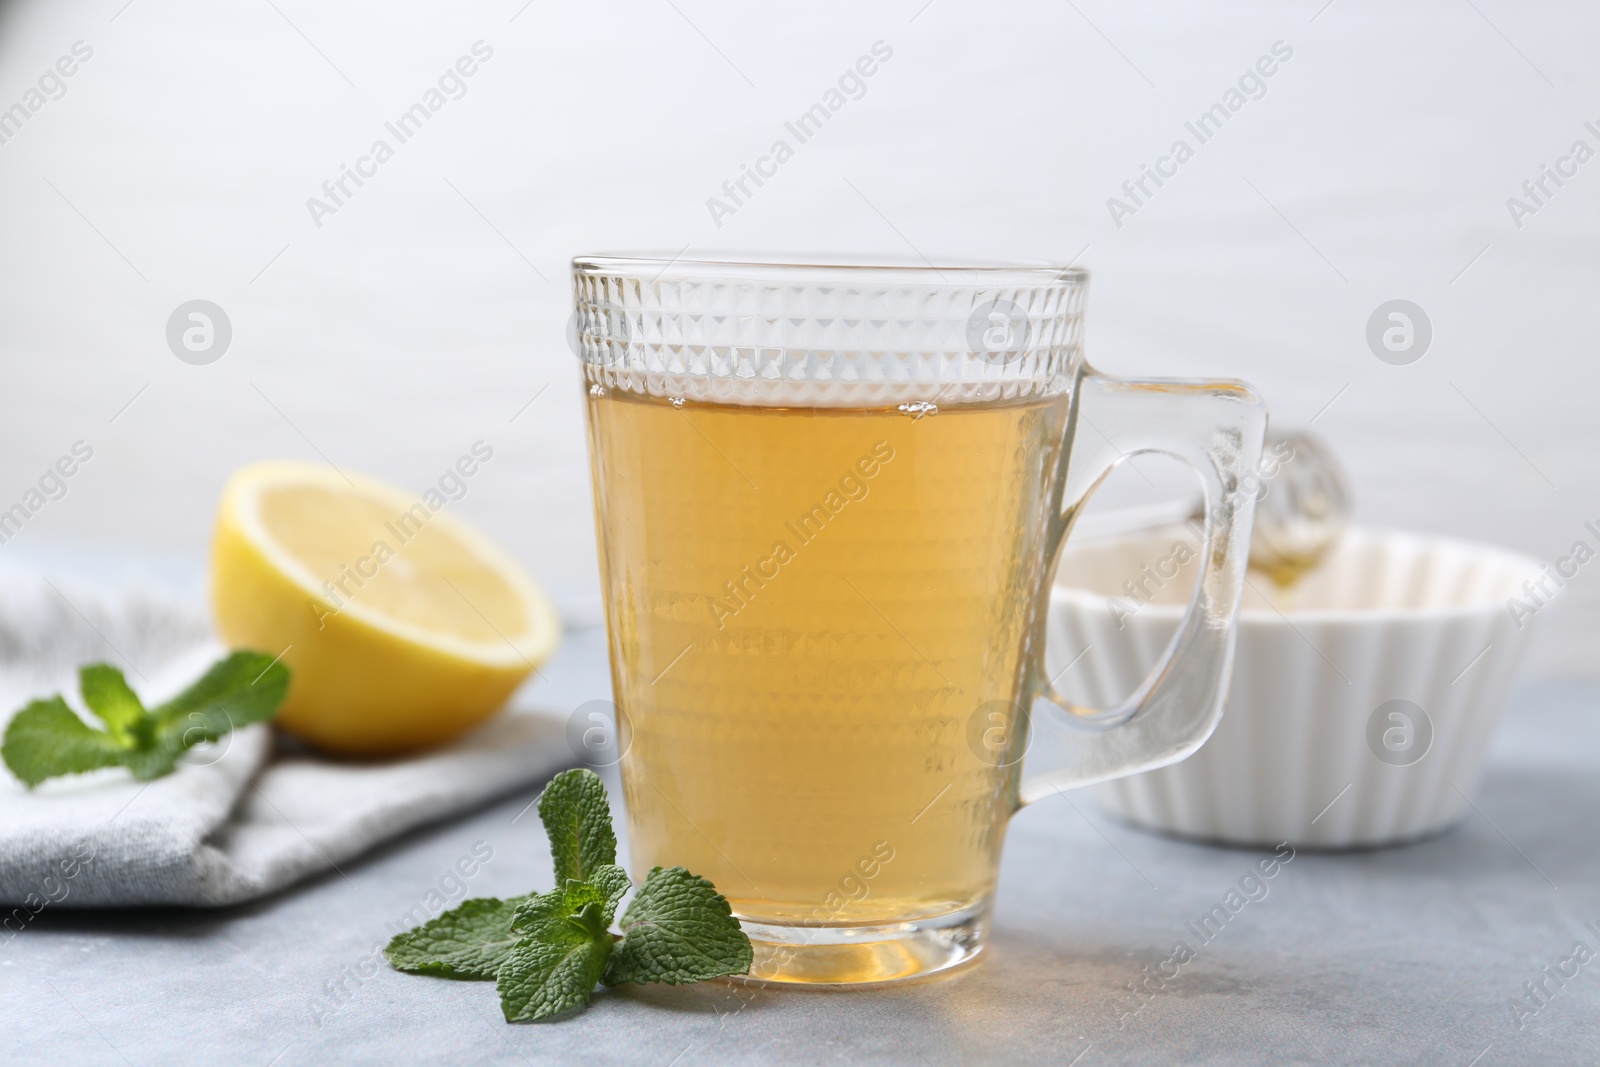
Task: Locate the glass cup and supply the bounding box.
[573,255,1266,986]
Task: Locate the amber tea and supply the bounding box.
[588,390,1071,938]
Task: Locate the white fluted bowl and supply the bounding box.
[1048,526,1544,848]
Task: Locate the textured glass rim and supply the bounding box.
[572,252,1088,288]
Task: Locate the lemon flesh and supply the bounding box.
[210,461,560,755]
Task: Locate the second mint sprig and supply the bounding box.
[385,768,753,1021]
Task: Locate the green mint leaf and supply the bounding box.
[78,664,145,739]
[1,651,290,787]
[1,697,126,787]
[566,900,609,941]
[510,888,561,932]
[536,768,617,886]
[498,891,613,1022]
[603,866,752,987]
[542,867,632,930]
[121,745,180,782]
[151,650,290,741]
[554,879,606,919]
[590,864,633,925]
[384,896,528,980]
[139,650,291,777]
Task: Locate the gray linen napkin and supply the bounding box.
[0,571,572,908]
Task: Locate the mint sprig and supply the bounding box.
[1,652,290,787]
[385,768,753,1022]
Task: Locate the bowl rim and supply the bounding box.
[1051,526,1545,625]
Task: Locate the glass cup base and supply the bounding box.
[736,904,989,987]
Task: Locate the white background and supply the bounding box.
[0,0,1595,675]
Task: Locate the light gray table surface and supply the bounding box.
[6,625,1597,1066]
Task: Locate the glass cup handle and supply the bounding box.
[1016,366,1267,807]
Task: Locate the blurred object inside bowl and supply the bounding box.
[1070,427,1352,591]
[1246,429,1352,588]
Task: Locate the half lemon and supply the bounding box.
[210,460,560,755]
